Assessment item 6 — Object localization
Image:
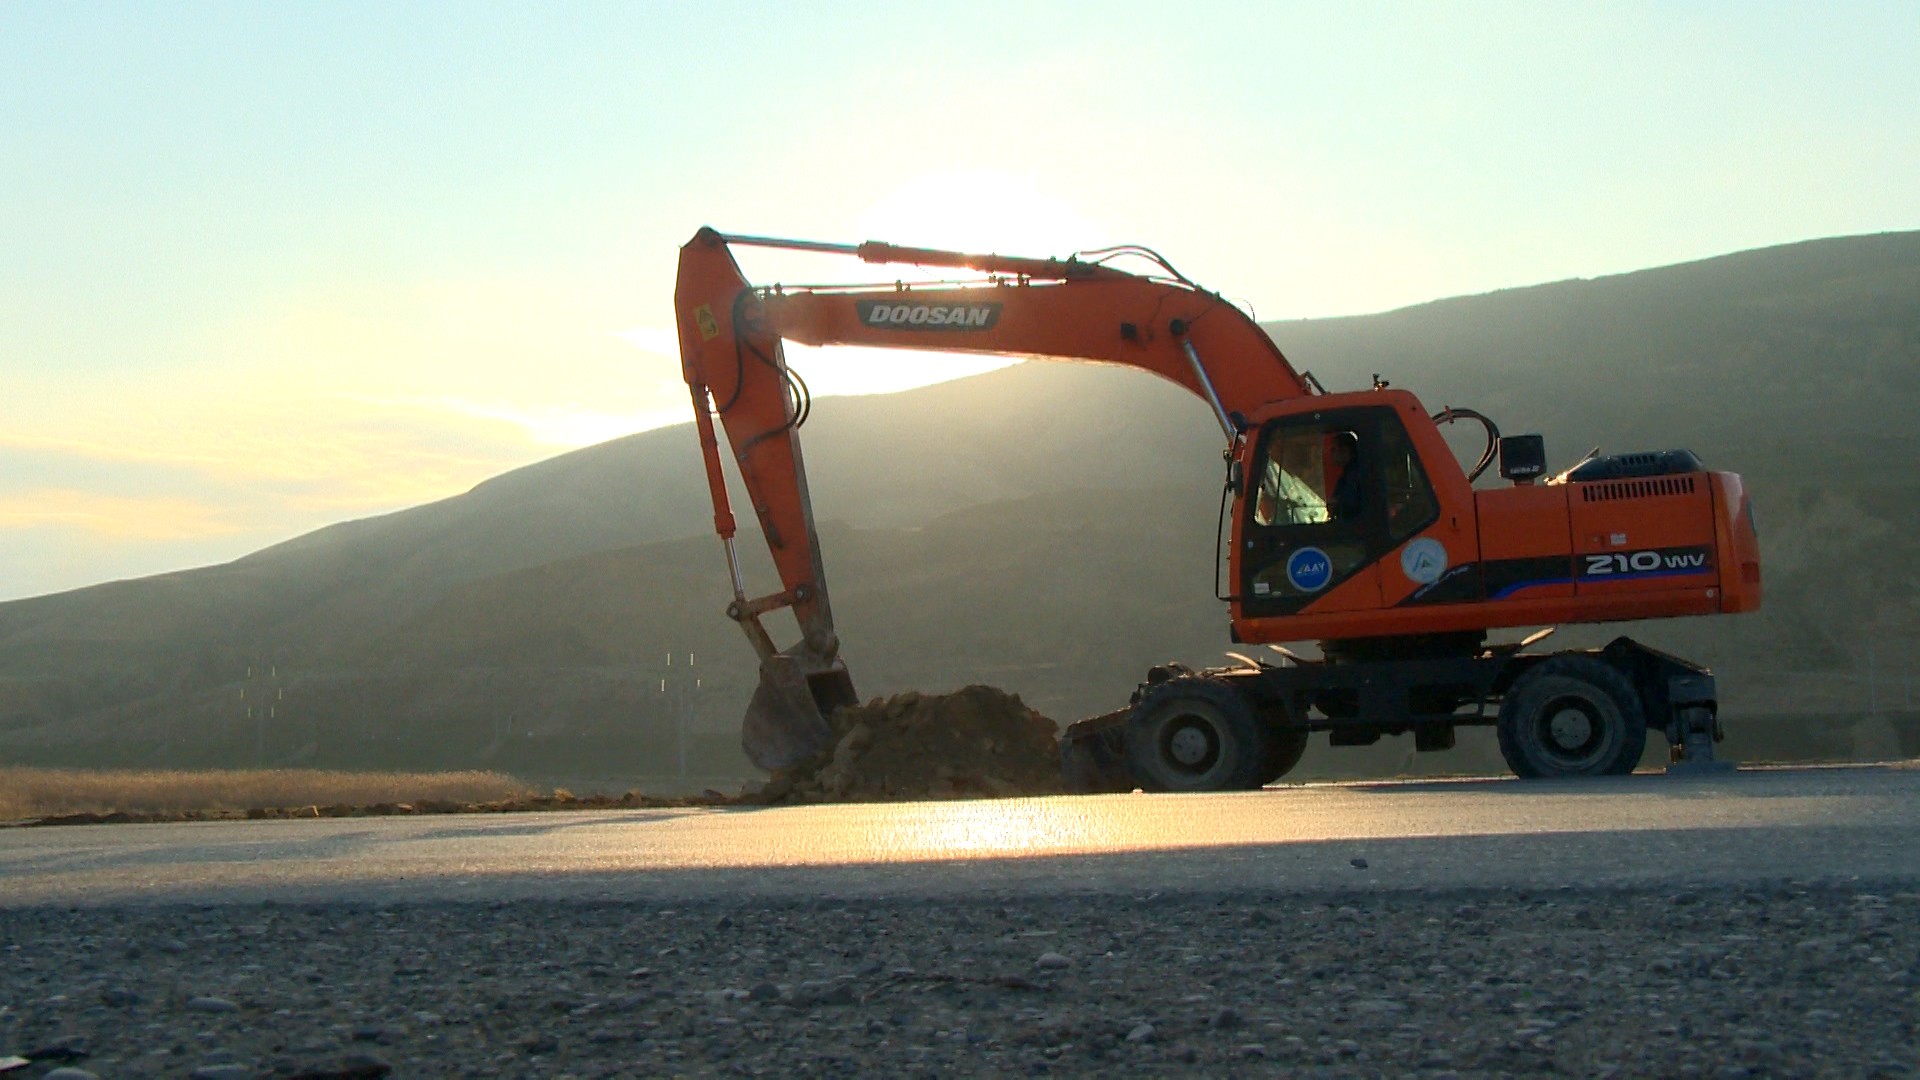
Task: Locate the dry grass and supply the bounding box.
[0,767,534,821]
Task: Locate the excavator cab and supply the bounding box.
[1239,404,1442,618]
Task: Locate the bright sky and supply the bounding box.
[3,1,1916,601]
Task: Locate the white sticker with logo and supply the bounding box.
[1399,537,1448,585]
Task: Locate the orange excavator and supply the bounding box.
[675,228,1762,790]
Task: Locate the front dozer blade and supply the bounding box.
[1060,708,1137,794]
[741,653,858,772]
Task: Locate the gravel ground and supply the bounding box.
[3,883,1918,1078]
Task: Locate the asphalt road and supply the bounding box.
[4,764,1917,908]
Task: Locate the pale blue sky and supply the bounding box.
[2,2,1916,599]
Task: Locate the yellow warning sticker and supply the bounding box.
[695,304,720,341]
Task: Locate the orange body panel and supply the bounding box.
[1232,468,1755,644]
[1298,561,1383,613]
[1570,475,1715,598]
[1224,393,1760,644]
[1473,484,1575,601]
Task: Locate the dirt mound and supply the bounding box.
[11,687,1073,826]
[757,686,1065,803]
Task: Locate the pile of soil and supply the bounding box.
[12,789,739,828]
[755,686,1065,804]
[10,687,1072,826]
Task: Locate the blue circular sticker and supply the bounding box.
[1286,547,1333,593]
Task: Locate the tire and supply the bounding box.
[1262,727,1310,785]
[1126,676,1272,792]
[1497,655,1647,779]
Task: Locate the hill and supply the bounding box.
[2,232,1917,779]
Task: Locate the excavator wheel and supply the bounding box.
[1126,676,1271,793]
[1497,655,1647,779]
[1262,726,1310,786]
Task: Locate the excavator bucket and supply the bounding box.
[741,652,859,772]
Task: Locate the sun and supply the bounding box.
[765,171,1115,399]
[853,169,1108,259]
[634,174,1116,405]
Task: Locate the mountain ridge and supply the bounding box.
[4,230,1916,776]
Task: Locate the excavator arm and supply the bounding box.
[675,227,1316,769]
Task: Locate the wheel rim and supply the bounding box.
[1533,693,1608,768]
[1160,715,1221,776]
[1547,706,1594,750]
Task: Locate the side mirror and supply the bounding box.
[1499,435,1547,483]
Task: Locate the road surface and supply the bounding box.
[5,763,1917,907]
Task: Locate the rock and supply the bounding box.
[1036,952,1072,971]
[796,980,859,1006]
[747,981,782,1002]
[189,1066,252,1080]
[42,1070,100,1080]
[1211,1006,1245,1030]
[1125,1023,1156,1043]
[1351,858,1369,869]
[100,987,141,1007]
[284,1055,392,1079]
[756,773,796,803]
[187,996,241,1014]
[17,1040,82,1064]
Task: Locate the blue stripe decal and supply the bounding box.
[1490,578,1571,600]
[1492,566,1712,600]
[1593,566,1715,583]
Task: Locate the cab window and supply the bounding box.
[1253,427,1362,527]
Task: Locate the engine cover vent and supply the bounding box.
[1582,475,1698,502]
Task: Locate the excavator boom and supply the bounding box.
[675,227,1312,768]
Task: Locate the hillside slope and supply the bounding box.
[2,231,1916,776]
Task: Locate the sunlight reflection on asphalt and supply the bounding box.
[3,766,1915,905]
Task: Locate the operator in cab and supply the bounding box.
[1328,431,1364,522]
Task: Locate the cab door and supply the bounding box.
[1240,407,1434,617]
